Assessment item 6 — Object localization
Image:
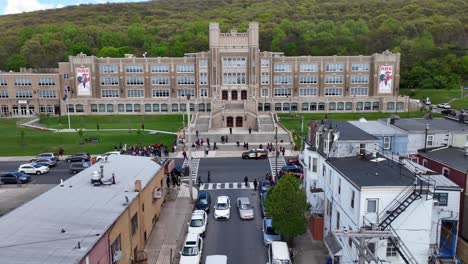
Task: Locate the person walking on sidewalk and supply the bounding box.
[58,147,64,158]
[166,174,171,189]
[183,151,187,160]
[213,142,217,150]
[225,135,229,143]
[253,178,258,190]
[244,176,249,187]
[236,140,240,147]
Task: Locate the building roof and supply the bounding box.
[319,120,377,141]
[419,147,468,172]
[420,175,461,190]
[389,118,468,132]
[349,120,408,136]
[0,155,163,264]
[327,156,415,188]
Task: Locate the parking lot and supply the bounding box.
[0,160,77,185]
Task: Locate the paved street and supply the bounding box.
[0,160,76,185]
[196,157,270,264]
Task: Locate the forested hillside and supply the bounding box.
[0,0,466,89]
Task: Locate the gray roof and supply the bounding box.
[419,147,468,172]
[349,120,407,136]
[327,156,415,188]
[0,155,162,264]
[319,120,377,141]
[389,118,468,132]
[420,175,461,190]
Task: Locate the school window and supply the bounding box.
[312,158,317,172]
[274,63,292,72]
[351,75,369,84]
[177,76,195,85]
[325,63,344,72]
[200,88,208,97]
[14,78,32,86]
[127,89,144,98]
[261,59,270,67]
[366,199,377,213]
[322,165,326,177]
[299,88,317,97]
[325,88,343,96]
[300,63,318,72]
[100,77,119,86]
[90,104,97,112]
[101,89,119,98]
[261,87,269,97]
[223,72,246,85]
[273,75,293,85]
[151,76,170,85]
[38,90,57,98]
[350,87,368,96]
[177,89,195,97]
[274,88,291,97]
[261,72,270,84]
[299,75,318,84]
[336,211,340,230]
[199,72,208,85]
[101,64,118,73]
[427,135,434,146]
[0,78,7,86]
[63,73,70,79]
[126,77,144,86]
[383,136,391,150]
[325,75,343,84]
[442,168,450,177]
[15,90,33,98]
[386,240,397,257]
[199,59,208,68]
[351,63,369,71]
[176,64,195,73]
[433,193,448,206]
[151,64,169,73]
[0,90,8,98]
[38,78,56,86]
[223,57,246,67]
[110,234,122,263]
[125,64,144,73]
[422,159,428,167]
[351,190,355,209]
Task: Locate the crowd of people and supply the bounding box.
[120,143,173,157]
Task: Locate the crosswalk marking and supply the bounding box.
[199,182,255,191]
[181,158,200,182]
[268,157,286,178]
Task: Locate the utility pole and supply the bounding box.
[301,115,304,151]
[275,125,278,181]
[186,95,193,201]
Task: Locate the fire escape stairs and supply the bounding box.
[378,190,421,230]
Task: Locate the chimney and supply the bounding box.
[309,120,318,145]
[134,180,142,192]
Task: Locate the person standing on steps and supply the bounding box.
[229,127,232,134]
[225,135,229,143]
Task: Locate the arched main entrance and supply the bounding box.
[235,116,243,127]
[231,90,238,100]
[222,90,228,100]
[226,116,234,127]
[241,90,247,100]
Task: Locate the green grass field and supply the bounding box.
[279,111,442,148]
[400,89,468,109]
[40,114,184,132]
[0,118,176,156]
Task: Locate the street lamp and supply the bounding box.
[274,124,278,181]
[186,94,194,201]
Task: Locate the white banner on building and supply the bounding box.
[378,65,393,94]
[76,67,91,96]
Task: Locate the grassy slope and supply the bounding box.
[0,118,176,156]
[400,89,468,108]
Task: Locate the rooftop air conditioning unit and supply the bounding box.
[433,200,439,206]
[113,250,123,262]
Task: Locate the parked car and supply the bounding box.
[205,255,228,264]
[69,162,90,174]
[33,153,58,162]
[241,149,268,159]
[286,157,300,166]
[0,172,31,184]
[422,97,431,105]
[171,166,184,177]
[96,151,121,161]
[437,103,451,109]
[180,233,203,264]
[441,109,457,116]
[267,241,292,264]
[259,180,271,197]
[460,108,468,115]
[279,165,303,179]
[188,210,208,237]
[237,197,254,220]
[66,153,90,163]
[18,163,49,175]
[214,196,231,220]
[195,191,211,213]
[260,192,268,217]
[262,217,282,246]
[33,158,57,167]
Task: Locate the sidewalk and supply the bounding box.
[293,229,328,264]
[144,184,197,264]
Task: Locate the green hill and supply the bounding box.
[0,0,466,90]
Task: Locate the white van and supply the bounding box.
[267,241,292,264]
[205,255,228,264]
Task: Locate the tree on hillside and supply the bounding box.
[264,174,310,246]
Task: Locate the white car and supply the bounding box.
[437,103,451,109]
[214,196,231,220]
[205,255,227,264]
[237,197,254,220]
[96,151,121,161]
[18,163,49,175]
[188,210,207,237]
[180,233,203,264]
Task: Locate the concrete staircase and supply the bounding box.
[258,115,275,132]
[194,113,210,132]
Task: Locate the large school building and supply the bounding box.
[0,22,408,128]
